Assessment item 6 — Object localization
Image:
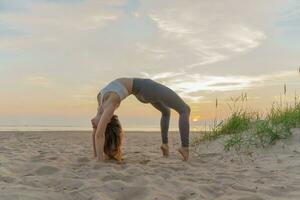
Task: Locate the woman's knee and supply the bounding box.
[180,104,191,115]
[161,107,171,116]
[186,104,191,114]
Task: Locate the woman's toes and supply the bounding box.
[177,147,189,161]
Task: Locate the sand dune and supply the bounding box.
[1,129,300,200]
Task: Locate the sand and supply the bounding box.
[1,129,300,200]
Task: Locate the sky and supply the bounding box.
[0,0,299,131]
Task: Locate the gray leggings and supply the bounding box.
[132,78,191,147]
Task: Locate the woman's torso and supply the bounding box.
[116,78,133,95]
[98,78,133,107]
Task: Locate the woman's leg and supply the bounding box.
[151,101,171,157]
[151,101,171,145]
[134,79,191,160]
[152,83,191,148]
[178,104,191,147]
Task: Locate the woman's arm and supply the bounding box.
[95,103,115,161]
[92,128,97,157]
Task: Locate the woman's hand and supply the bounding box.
[97,155,105,161]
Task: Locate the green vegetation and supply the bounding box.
[224,103,300,151]
[200,110,254,142]
[193,90,300,151]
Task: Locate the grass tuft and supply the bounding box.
[224,104,300,151]
[195,91,300,151]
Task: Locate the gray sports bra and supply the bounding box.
[97,79,129,104]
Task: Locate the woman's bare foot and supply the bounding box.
[160,144,169,157]
[177,147,189,161]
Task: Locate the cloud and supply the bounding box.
[136,43,170,60]
[0,0,283,76]
[141,70,297,102]
[166,74,262,93]
[136,0,271,69]
[0,0,121,53]
[140,71,184,81]
[24,75,54,87]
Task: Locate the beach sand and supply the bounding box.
[1,129,300,200]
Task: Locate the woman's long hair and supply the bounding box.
[104,115,123,161]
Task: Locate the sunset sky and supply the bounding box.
[0,0,299,131]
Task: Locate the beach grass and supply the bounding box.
[224,102,300,151]
[193,90,300,151]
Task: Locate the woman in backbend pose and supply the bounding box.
[91,78,191,161]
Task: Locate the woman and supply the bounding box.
[91,78,191,161]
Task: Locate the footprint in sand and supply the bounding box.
[115,185,148,200]
[139,159,150,165]
[102,179,149,199]
[0,175,15,183]
[48,156,58,161]
[153,194,173,200]
[102,173,131,182]
[56,179,84,191]
[35,166,60,175]
[198,184,225,199]
[176,188,199,200]
[30,154,45,162]
[231,184,257,193]
[77,157,90,163]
